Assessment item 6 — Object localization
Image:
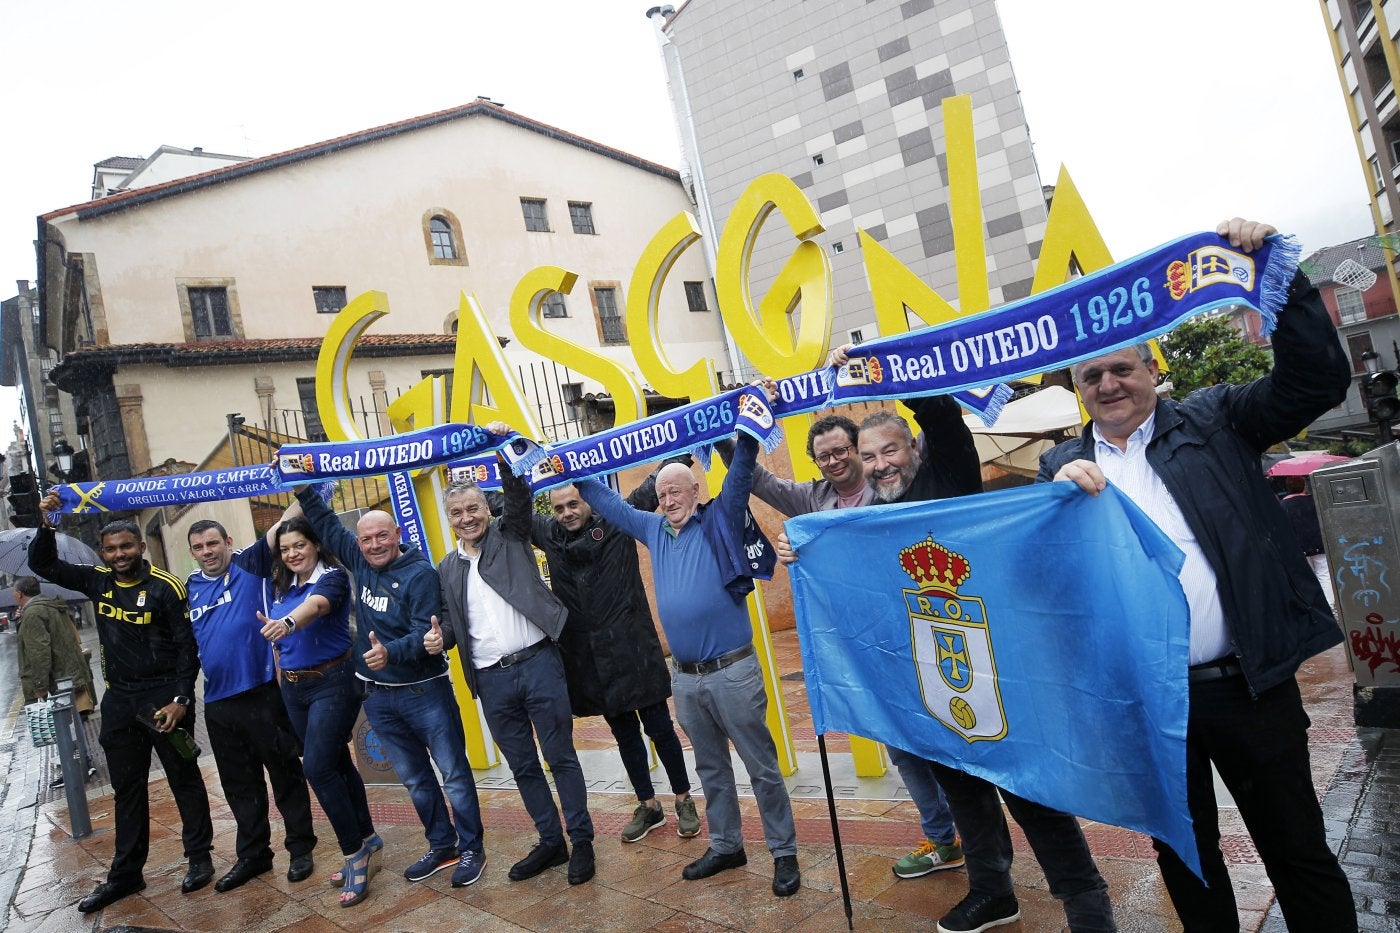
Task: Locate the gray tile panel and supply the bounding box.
[834,120,865,144]
[821,62,855,100]
[986,213,1024,239]
[878,36,911,61]
[818,189,850,212]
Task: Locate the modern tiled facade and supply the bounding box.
[656,0,1049,348]
[1319,0,1400,292]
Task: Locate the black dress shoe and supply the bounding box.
[772,854,800,897]
[507,841,569,881]
[182,856,215,894]
[78,878,145,913]
[567,841,594,885]
[286,853,314,882]
[215,856,273,892]
[682,846,748,880]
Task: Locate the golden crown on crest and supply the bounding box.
[899,537,971,596]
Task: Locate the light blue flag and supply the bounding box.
[787,482,1201,877]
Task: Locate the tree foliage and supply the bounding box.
[1159,315,1272,396]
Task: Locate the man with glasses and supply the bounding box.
[1043,218,1355,932]
[720,415,965,880]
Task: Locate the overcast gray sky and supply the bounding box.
[0,0,1373,455]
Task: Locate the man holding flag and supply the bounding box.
[783,383,1116,933]
[1042,217,1356,931]
[720,415,968,881]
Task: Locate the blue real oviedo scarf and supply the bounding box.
[50,230,1299,512]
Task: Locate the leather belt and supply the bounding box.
[1188,656,1244,684]
[282,650,352,684]
[480,639,549,671]
[675,643,755,676]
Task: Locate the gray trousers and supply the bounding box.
[671,652,796,857]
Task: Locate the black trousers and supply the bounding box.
[1152,674,1356,932]
[929,762,1116,932]
[100,688,214,885]
[205,680,317,862]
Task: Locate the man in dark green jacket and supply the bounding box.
[15,576,93,705]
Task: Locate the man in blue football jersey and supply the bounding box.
[186,518,317,892]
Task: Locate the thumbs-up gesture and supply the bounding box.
[424,616,444,655]
[258,610,289,643]
[364,631,388,671]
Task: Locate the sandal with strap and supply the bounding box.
[338,839,383,908]
[329,834,383,886]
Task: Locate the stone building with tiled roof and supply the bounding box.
[36,100,728,567]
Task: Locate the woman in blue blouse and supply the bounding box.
[257,516,381,907]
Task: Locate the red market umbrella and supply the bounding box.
[1265,452,1350,477]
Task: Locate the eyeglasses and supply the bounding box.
[1076,362,1143,387]
[813,444,854,466]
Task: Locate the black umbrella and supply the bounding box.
[0,527,100,579]
[0,579,88,609]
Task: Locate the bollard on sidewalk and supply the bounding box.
[50,681,92,839]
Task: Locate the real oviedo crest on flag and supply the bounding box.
[901,536,1007,743]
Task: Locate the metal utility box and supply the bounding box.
[1314,442,1400,724]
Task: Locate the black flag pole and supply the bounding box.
[817,732,855,930]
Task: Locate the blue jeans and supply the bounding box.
[476,642,593,847]
[363,675,484,856]
[887,747,957,845]
[671,653,796,857]
[930,761,1115,932]
[280,662,375,856]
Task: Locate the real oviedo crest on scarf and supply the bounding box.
[900,535,1007,743]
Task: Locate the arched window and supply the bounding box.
[430,217,457,259]
[421,209,467,266]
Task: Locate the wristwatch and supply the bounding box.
[282,616,296,635]
[173,696,191,708]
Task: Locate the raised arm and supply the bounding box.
[576,477,654,542]
[498,458,536,543]
[903,394,982,497]
[1221,271,1350,450]
[262,493,306,551]
[295,484,361,571]
[715,436,813,517]
[27,519,101,596]
[715,432,760,532]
